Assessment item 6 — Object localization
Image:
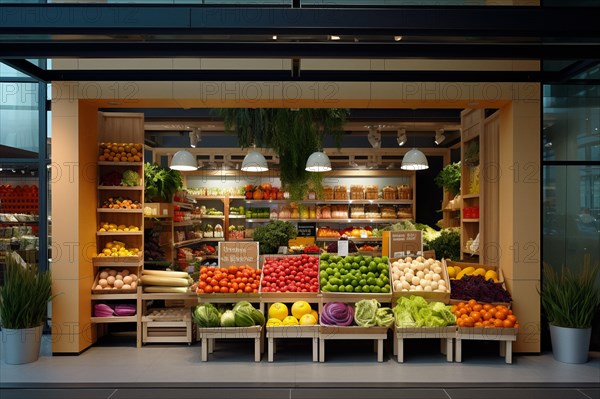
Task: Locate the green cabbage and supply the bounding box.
[220,310,236,327]
[393,296,456,328]
[193,303,221,327]
[250,307,265,326]
[354,299,379,327]
[121,170,140,187]
[375,307,395,328]
[234,310,255,327]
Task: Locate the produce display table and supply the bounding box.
[197,326,263,362]
[319,326,389,363]
[142,308,194,344]
[266,325,320,362]
[393,326,455,363]
[455,327,518,364]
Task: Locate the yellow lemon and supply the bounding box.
[102,248,112,256]
[485,270,499,282]
[447,266,456,279]
[282,316,299,326]
[310,310,319,321]
[299,314,317,325]
[291,301,311,320]
[268,302,288,321]
[266,318,282,327]
[105,242,114,249]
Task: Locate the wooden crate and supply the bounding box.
[394,326,456,363]
[455,326,518,364]
[266,325,319,362]
[91,269,139,295]
[197,326,263,362]
[142,308,194,344]
[318,326,389,363]
[391,257,451,304]
[443,259,504,284]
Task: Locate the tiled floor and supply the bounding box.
[1,334,599,399]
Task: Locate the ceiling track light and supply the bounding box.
[329,35,341,41]
[189,128,201,148]
[394,36,403,42]
[367,127,381,148]
[397,128,407,147]
[434,128,446,145]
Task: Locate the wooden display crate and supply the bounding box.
[197,326,263,362]
[455,326,518,364]
[393,326,456,363]
[318,326,389,363]
[391,257,451,304]
[266,325,320,362]
[91,269,139,295]
[92,254,143,268]
[259,254,321,301]
[142,308,194,344]
[443,259,504,284]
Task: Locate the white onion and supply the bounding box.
[392,261,400,268]
[130,274,138,282]
[99,271,109,279]
[401,281,410,290]
[115,274,123,281]
[424,286,433,292]
[399,276,406,283]
[431,281,439,290]
[121,269,130,276]
[411,276,420,286]
[415,285,423,291]
[106,276,116,285]
[425,274,433,281]
[122,284,131,290]
[130,281,137,289]
[123,275,133,285]
[432,274,441,282]
[405,257,413,263]
[108,269,117,277]
[416,271,425,279]
[433,266,442,274]
[113,279,124,289]
[95,285,103,290]
[403,267,411,274]
[99,278,108,287]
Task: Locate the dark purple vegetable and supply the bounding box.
[94,303,114,317]
[450,275,512,303]
[321,302,355,326]
[326,241,359,254]
[114,304,137,316]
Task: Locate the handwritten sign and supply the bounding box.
[389,230,423,258]
[297,222,316,237]
[218,241,259,269]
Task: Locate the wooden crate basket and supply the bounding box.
[142,308,194,344]
[391,257,451,304]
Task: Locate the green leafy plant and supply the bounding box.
[434,162,461,197]
[0,253,57,329]
[464,139,480,167]
[252,220,298,254]
[144,162,183,202]
[219,108,347,200]
[540,254,600,329]
[426,229,460,260]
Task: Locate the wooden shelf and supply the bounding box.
[243,199,413,205]
[141,292,196,301]
[228,238,254,241]
[97,208,143,213]
[97,185,143,191]
[191,196,225,200]
[246,218,408,223]
[96,231,143,236]
[462,194,480,199]
[144,215,171,219]
[228,215,246,219]
[91,316,138,324]
[462,219,480,223]
[173,221,196,227]
[97,161,143,166]
[316,237,382,242]
[173,201,194,210]
[91,293,138,300]
[200,215,225,219]
[173,237,224,248]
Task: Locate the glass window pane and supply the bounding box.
[543,165,600,273]
[543,85,600,162]
[0,82,40,154]
[0,63,28,79]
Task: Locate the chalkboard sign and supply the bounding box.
[297,222,316,237]
[218,241,259,269]
[388,230,423,258]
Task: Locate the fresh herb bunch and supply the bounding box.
[144,162,183,202]
[252,220,298,254]
[0,253,57,329]
[434,162,461,197]
[426,229,460,260]
[464,139,480,167]
[540,255,600,329]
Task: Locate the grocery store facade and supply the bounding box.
[0,0,598,377]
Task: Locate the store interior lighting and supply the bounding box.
[189,128,201,148]
[305,151,332,172]
[170,150,198,171]
[348,156,359,168]
[397,128,407,146]
[367,127,382,148]
[401,148,429,170]
[241,150,268,172]
[434,128,446,145]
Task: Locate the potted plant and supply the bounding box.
[540,254,600,363]
[434,161,461,198]
[0,252,57,364]
[144,162,183,202]
[252,220,298,254]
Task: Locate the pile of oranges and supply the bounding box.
[196,265,261,294]
[451,299,518,328]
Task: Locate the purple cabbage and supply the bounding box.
[450,275,512,303]
[94,304,114,317]
[321,302,355,326]
[114,304,137,316]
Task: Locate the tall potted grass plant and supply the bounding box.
[540,254,600,364]
[0,252,56,364]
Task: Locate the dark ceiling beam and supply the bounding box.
[0,6,599,38]
[556,60,600,82]
[46,69,542,82]
[0,59,50,81]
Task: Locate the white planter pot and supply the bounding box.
[1,325,44,364]
[549,324,592,364]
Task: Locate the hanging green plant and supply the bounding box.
[464,139,480,167]
[144,162,183,202]
[434,161,461,197]
[219,108,347,200]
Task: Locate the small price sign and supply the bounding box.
[297,222,316,237]
[389,230,423,258]
[218,241,259,269]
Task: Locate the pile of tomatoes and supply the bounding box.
[261,254,319,293]
[196,265,260,294]
[451,299,518,328]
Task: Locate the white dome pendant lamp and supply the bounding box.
[241,150,268,172]
[401,148,429,170]
[170,150,198,171]
[305,151,332,172]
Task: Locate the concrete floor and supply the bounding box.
[1,334,599,399]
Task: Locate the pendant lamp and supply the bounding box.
[401,148,429,170]
[241,151,268,172]
[305,151,332,172]
[170,150,198,171]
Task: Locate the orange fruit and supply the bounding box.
[493,319,504,328]
[503,319,515,328]
[483,312,493,321]
[483,304,493,311]
[495,311,507,321]
[468,299,477,308]
[310,310,319,321]
[507,315,518,323]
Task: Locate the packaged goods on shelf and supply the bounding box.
[365,184,379,200]
[382,186,397,200]
[381,206,396,219]
[331,205,348,219]
[398,185,413,200]
[322,186,334,200]
[350,185,365,200]
[334,185,348,200]
[365,204,381,219]
[397,206,413,219]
